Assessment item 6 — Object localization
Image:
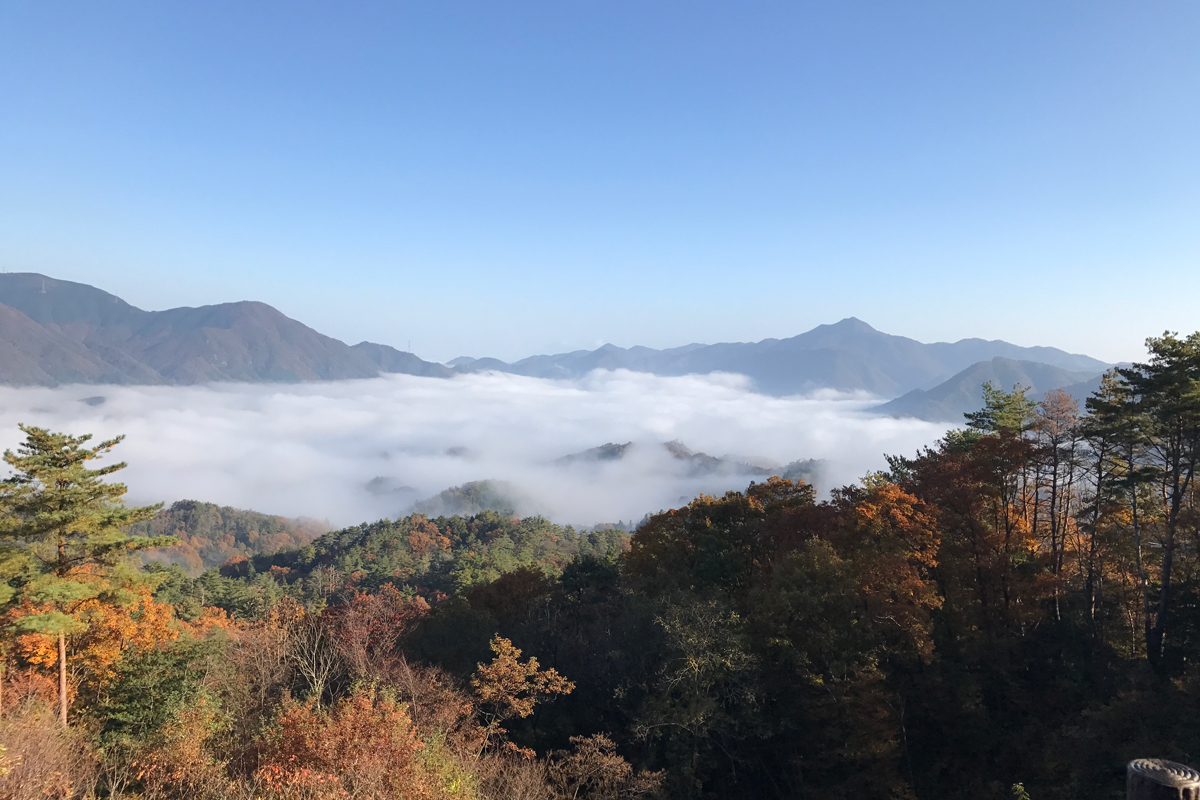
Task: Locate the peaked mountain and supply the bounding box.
[0,273,449,385]
[871,357,1104,421]
[453,318,1108,397]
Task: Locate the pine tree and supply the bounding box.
[0,425,168,725]
[1115,332,1200,668]
[965,381,1036,435]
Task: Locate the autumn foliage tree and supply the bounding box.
[329,584,429,683]
[471,636,574,749]
[4,339,1200,800]
[7,579,180,712]
[255,687,436,799]
[0,426,166,725]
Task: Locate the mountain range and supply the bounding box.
[451,317,1108,398]
[0,273,1114,421]
[0,272,450,385]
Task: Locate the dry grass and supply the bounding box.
[0,699,98,800]
[476,753,551,800]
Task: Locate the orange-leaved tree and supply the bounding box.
[0,425,167,725]
[255,687,434,799]
[7,578,179,706]
[470,636,574,752]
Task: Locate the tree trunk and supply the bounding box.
[1149,456,1194,668]
[58,632,67,726]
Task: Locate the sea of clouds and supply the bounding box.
[0,371,954,528]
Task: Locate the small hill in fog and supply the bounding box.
[557,440,825,486]
[410,480,526,517]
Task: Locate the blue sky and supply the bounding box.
[1,1,1197,363]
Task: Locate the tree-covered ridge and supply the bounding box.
[134,509,631,630]
[251,510,631,598]
[410,480,524,517]
[130,499,330,574]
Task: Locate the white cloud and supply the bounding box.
[0,372,952,528]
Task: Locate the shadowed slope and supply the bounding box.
[0,273,447,385]
[872,357,1101,421]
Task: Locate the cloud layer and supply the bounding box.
[0,371,953,528]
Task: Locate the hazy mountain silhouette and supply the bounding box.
[350,342,453,378]
[872,357,1104,421]
[556,440,825,486]
[0,273,447,385]
[0,275,1110,398]
[452,318,1108,397]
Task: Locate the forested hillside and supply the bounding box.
[257,509,630,599]
[2,331,1199,800]
[131,500,330,574]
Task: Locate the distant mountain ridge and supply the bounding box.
[871,359,1128,422]
[0,274,1109,400]
[452,317,1108,397]
[0,273,450,385]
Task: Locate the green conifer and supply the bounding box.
[964,381,1036,435]
[0,425,169,725]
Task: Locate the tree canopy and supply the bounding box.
[5,332,1200,798]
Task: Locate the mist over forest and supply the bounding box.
[0,371,948,527]
[3,277,1196,800]
[3,2,1197,798]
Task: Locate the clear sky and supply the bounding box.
[1,2,1196,364]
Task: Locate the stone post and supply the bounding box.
[1128,759,1200,800]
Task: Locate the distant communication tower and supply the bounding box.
[40,279,47,294]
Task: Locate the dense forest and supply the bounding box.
[1,331,1199,799]
[130,501,330,575]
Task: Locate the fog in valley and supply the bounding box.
[0,370,952,529]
